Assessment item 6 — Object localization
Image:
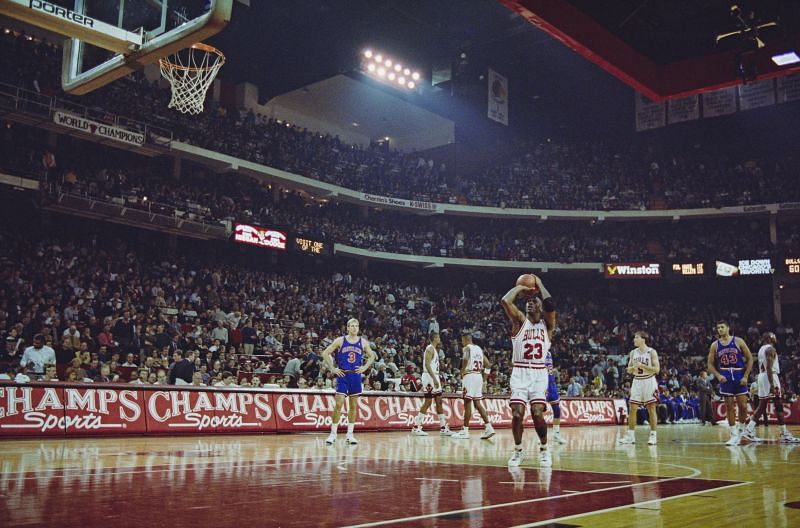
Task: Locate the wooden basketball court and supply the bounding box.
[1,424,797,527]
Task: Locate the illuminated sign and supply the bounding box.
[604,263,661,279]
[716,261,739,277]
[786,257,800,274]
[294,237,328,256]
[233,224,287,250]
[716,259,773,276]
[672,263,705,276]
[738,259,773,276]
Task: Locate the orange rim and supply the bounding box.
[159,43,225,72]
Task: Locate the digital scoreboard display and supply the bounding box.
[786,257,800,274]
[672,263,704,276]
[293,236,330,256]
[233,224,287,251]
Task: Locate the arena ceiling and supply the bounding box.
[204,0,800,136]
[500,0,800,101]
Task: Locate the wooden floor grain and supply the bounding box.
[0,424,797,527]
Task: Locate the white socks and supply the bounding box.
[331,421,355,435]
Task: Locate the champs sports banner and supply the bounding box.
[712,400,799,425]
[0,383,622,437]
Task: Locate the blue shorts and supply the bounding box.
[719,370,747,396]
[546,376,559,403]
[336,372,362,396]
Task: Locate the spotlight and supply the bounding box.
[772,51,800,65]
[359,49,421,91]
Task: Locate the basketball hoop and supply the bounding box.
[159,43,225,114]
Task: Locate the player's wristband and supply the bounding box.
[483,368,491,374]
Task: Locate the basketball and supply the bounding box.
[516,274,540,296]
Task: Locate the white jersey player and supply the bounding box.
[743,332,799,443]
[619,331,660,445]
[412,333,452,436]
[451,332,495,440]
[501,276,557,468]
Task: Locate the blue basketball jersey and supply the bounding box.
[716,336,744,369]
[336,336,364,371]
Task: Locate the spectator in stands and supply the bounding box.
[0,364,15,380]
[113,311,136,355]
[567,377,583,397]
[64,357,87,382]
[85,358,101,380]
[284,353,302,387]
[242,319,258,355]
[169,350,195,385]
[130,369,149,384]
[191,371,205,386]
[97,326,115,353]
[122,353,138,367]
[19,334,56,376]
[155,369,168,385]
[211,321,229,344]
[4,328,24,360]
[62,323,81,351]
[44,364,58,381]
[94,364,118,383]
[214,371,237,387]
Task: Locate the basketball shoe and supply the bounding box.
[480,423,496,440]
[508,449,525,467]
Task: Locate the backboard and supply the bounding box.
[0,0,232,94]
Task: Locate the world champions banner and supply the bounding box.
[0,383,626,437]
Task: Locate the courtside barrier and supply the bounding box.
[0,382,622,437]
[712,399,798,425]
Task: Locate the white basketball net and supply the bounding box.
[159,43,225,115]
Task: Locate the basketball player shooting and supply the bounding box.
[501,274,556,467]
